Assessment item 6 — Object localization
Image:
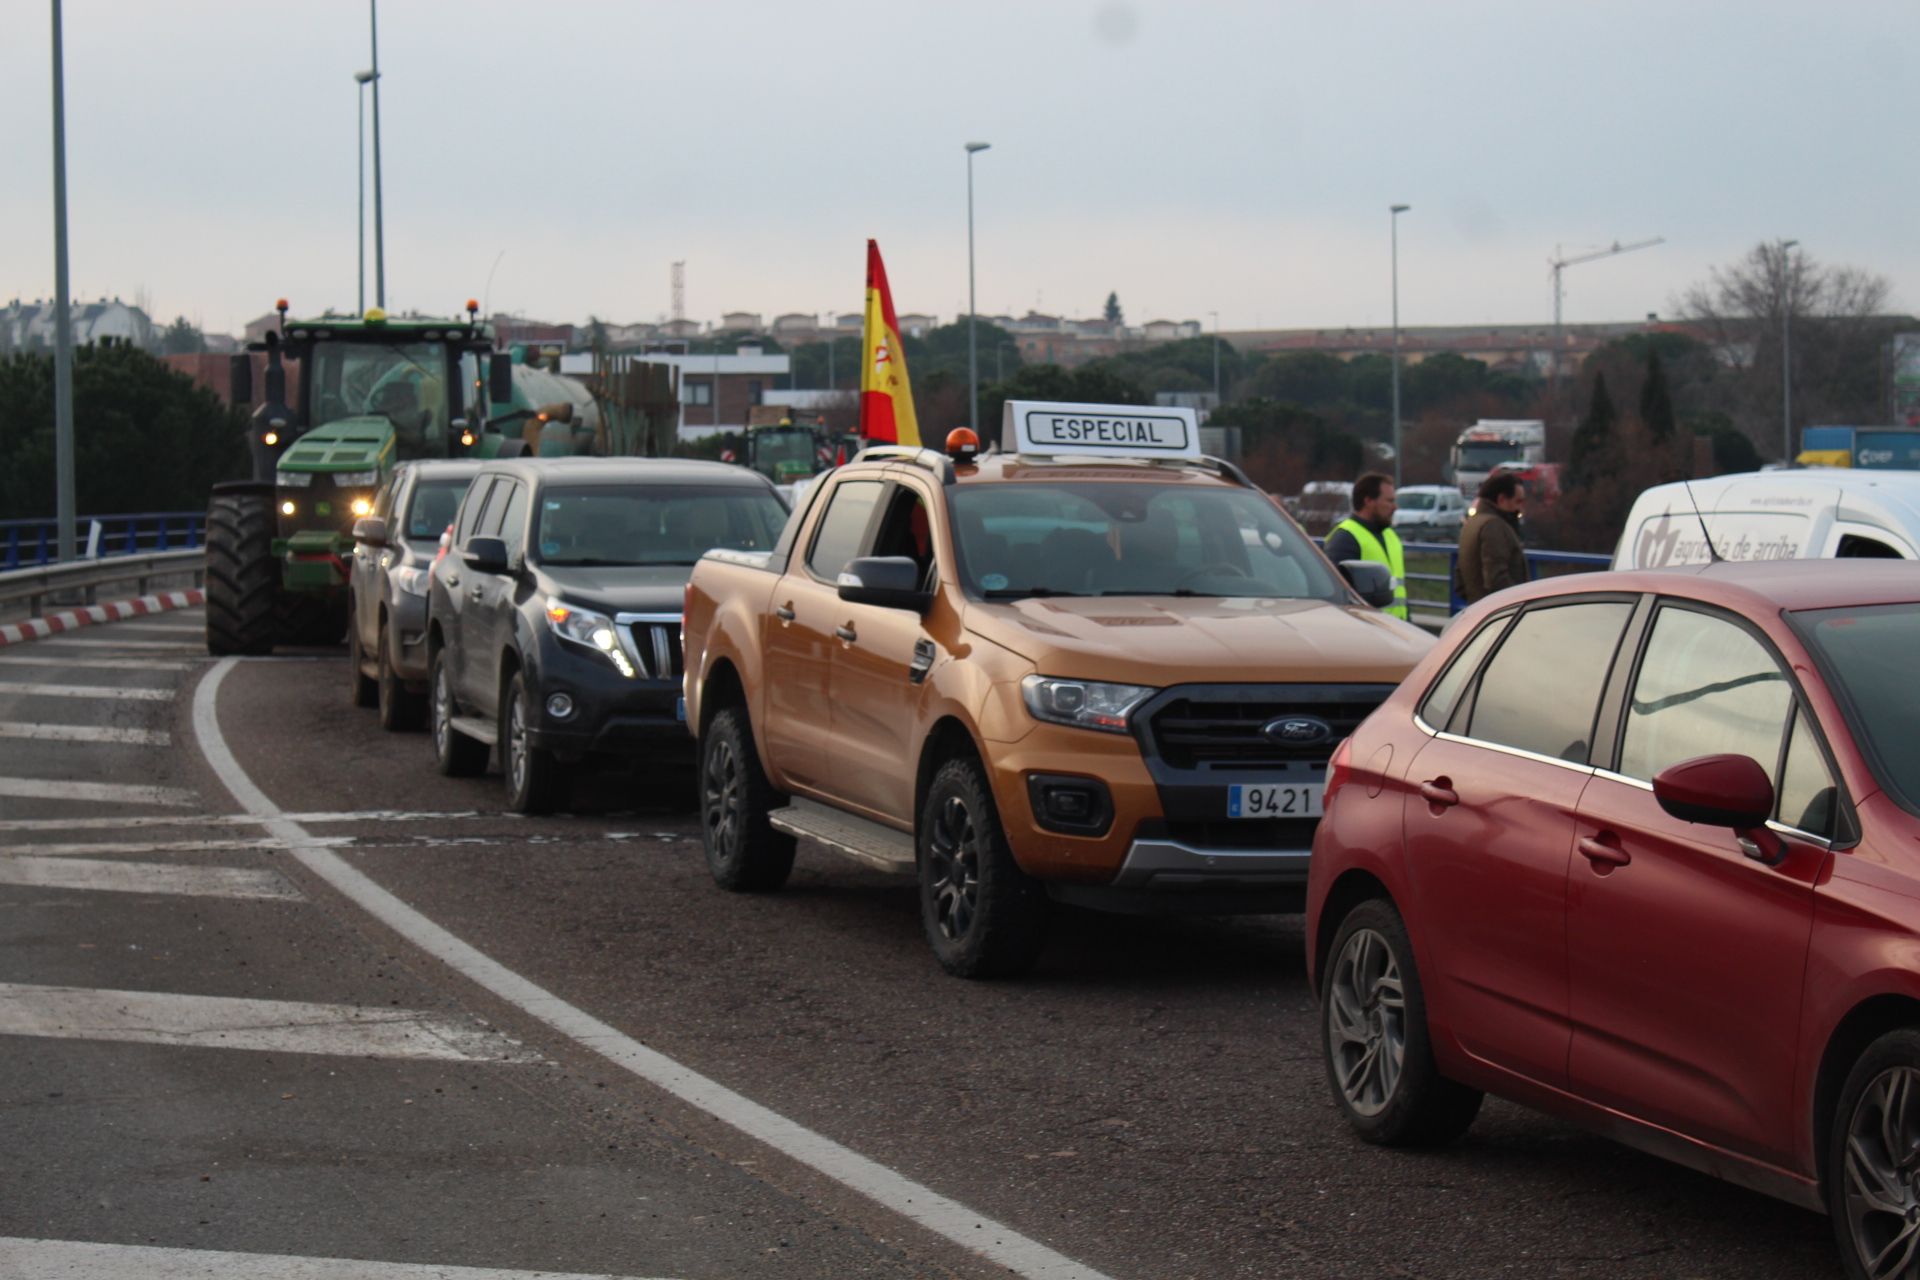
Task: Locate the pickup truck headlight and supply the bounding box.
[1020,675,1155,734]
[392,565,429,598]
[544,597,635,678]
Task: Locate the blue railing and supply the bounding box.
[1,512,205,571]
[1402,540,1613,619]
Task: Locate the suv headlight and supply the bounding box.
[1020,675,1155,734]
[392,565,429,598]
[544,597,635,678]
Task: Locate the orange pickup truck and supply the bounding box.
[681,402,1433,978]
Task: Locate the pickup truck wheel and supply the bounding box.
[701,707,794,892]
[918,756,1047,979]
[376,625,423,731]
[347,609,378,709]
[431,649,489,778]
[502,672,560,815]
[1321,897,1482,1146]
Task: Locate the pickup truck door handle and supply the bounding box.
[834,624,857,643]
[1417,779,1459,807]
[909,638,936,684]
[1578,833,1631,869]
[775,603,796,623]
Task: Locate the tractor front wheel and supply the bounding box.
[205,489,278,656]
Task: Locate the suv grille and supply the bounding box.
[1142,687,1391,769]
[622,618,683,681]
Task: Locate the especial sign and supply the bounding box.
[1003,400,1201,459]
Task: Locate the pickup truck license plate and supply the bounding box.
[1227,783,1323,819]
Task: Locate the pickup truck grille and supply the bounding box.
[617,615,683,681]
[1140,686,1393,769]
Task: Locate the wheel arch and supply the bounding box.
[1812,993,1920,1190]
[915,716,986,838]
[699,657,746,736]
[1313,868,1394,994]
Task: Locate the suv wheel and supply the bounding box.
[1322,897,1482,1145]
[376,625,423,731]
[1831,1028,1920,1280]
[430,649,489,778]
[347,607,378,708]
[918,755,1047,979]
[502,671,561,815]
[700,706,795,892]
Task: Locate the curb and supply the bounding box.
[0,589,205,647]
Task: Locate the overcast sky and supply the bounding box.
[2,1,1914,338]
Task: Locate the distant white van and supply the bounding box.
[1612,470,1920,569]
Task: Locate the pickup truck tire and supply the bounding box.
[347,607,378,708]
[701,707,795,892]
[502,671,561,815]
[919,756,1048,979]
[431,648,490,778]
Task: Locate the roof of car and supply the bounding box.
[1489,558,1920,616]
[476,457,777,489]
[401,459,484,478]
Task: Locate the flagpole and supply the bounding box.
[965,142,990,435]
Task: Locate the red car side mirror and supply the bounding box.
[1652,753,1785,864]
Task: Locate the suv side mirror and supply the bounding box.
[352,516,389,546]
[1338,559,1395,610]
[837,556,931,612]
[489,352,514,404]
[462,535,510,574]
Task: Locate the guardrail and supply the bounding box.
[1,511,205,572]
[0,548,205,619]
[1402,540,1612,629]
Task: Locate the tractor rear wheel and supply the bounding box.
[205,489,278,656]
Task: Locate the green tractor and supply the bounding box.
[205,301,513,655]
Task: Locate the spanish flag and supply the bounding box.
[859,240,919,447]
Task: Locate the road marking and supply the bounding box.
[0,682,173,701]
[0,655,190,671]
[0,857,300,900]
[0,722,169,746]
[105,620,204,633]
[1,836,350,857]
[0,777,195,806]
[0,1238,675,1280]
[0,809,480,834]
[0,983,541,1062]
[28,638,203,651]
[191,657,1114,1280]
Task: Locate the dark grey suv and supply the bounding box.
[426,457,788,813]
[349,460,482,729]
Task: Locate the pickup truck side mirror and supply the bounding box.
[837,556,931,613]
[352,515,389,546]
[1338,559,1395,609]
[462,536,510,574]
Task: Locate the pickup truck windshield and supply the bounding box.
[951,482,1344,600]
[535,485,788,566]
[1793,602,1920,813]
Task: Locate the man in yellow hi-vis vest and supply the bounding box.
[1323,472,1408,620]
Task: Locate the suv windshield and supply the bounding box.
[307,340,451,454]
[1793,602,1920,811]
[951,482,1344,600]
[535,485,788,567]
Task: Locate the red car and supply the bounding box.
[1306,560,1920,1279]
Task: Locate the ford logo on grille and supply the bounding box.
[1263,716,1333,746]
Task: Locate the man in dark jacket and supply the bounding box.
[1455,472,1528,603]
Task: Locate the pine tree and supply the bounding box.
[1639,348,1676,441]
[1568,372,1618,489]
[1104,292,1123,325]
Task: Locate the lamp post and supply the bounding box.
[1780,238,1799,465]
[354,69,376,313]
[1209,310,1221,406]
[1389,204,1410,489]
[367,0,386,308]
[51,0,75,562]
[966,141,990,433]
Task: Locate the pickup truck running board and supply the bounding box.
[447,715,498,747]
[769,799,915,876]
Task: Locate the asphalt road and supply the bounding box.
[0,610,1848,1278]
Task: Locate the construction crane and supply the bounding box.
[1549,236,1664,404]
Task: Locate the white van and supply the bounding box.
[1612,470,1920,569]
[1392,485,1468,540]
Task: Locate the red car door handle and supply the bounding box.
[1418,780,1459,807]
[1578,835,1631,868]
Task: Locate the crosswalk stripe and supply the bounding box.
[0,777,195,806]
[0,1238,673,1279]
[0,655,190,670]
[0,682,173,701]
[28,638,202,651]
[0,809,479,833]
[0,857,301,900]
[0,984,542,1062]
[1,836,350,857]
[0,722,169,746]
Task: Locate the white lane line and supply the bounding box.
[102,620,205,633]
[1,836,350,858]
[0,722,169,746]
[0,1238,675,1280]
[0,809,480,834]
[0,857,301,900]
[191,657,1112,1280]
[0,983,541,1063]
[0,682,173,701]
[0,655,189,670]
[27,639,203,651]
[0,777,195,807]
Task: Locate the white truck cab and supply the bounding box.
[1612,470,1920,569]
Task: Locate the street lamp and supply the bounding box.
[367,0,386,308]
[1389,204,1410,488]
[1209,311,1221,407]
[966,141,990,434]
[1781,238,1799,465]
[354,69,377,314]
